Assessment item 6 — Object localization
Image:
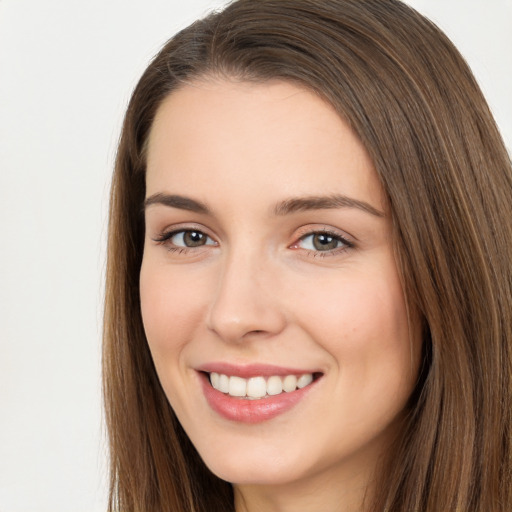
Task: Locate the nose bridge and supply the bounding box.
[207,243,285,342]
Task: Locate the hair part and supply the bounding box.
[103,1,512,510]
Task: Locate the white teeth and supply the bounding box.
[247,376,267,398]
[266,375,283,396]
[208,372,315,398]
[218,373,229,393]
[210,372,220,389]
[229,376,247,397]
[297,373,313,389]
[283,375,297,392]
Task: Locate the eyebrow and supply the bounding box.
[143,192,385,218]
[274,195,385,217]
[143,193,210,214]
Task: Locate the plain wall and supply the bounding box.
[0,1,510,511]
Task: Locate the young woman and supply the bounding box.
[103,1,512,510]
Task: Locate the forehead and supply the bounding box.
[145,79,384,212]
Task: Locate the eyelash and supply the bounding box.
[152,227,354,257]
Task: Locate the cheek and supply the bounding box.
[293,270,420,457]
[139,259,206,363]
[293,266,417,387]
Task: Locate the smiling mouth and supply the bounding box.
[206,372,322,400]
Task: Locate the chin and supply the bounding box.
[208,461,302,486]
[202,447,318,487]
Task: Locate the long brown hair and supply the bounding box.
[103,1,512,510]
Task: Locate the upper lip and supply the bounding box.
[196,362,322,378]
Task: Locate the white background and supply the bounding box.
[0,1,510,511]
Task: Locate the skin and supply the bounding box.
[140,79,422,512]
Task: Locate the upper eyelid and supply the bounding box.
[151,222,215,239]
[293,224,356,243]
[298,231,350,242]
[294,231,353,249]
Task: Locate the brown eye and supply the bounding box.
[182,230,208,247]
[166,230,216,248]
[296,232,352,253]
[311,233,339,251]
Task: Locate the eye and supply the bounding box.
[154,229,217,249]
[172,230,215,247]
[294,231,353,254]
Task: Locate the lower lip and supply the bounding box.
[199,373,317,424]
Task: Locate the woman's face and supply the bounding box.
[140,79,421,493]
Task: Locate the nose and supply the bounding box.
[206,251,287,343]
